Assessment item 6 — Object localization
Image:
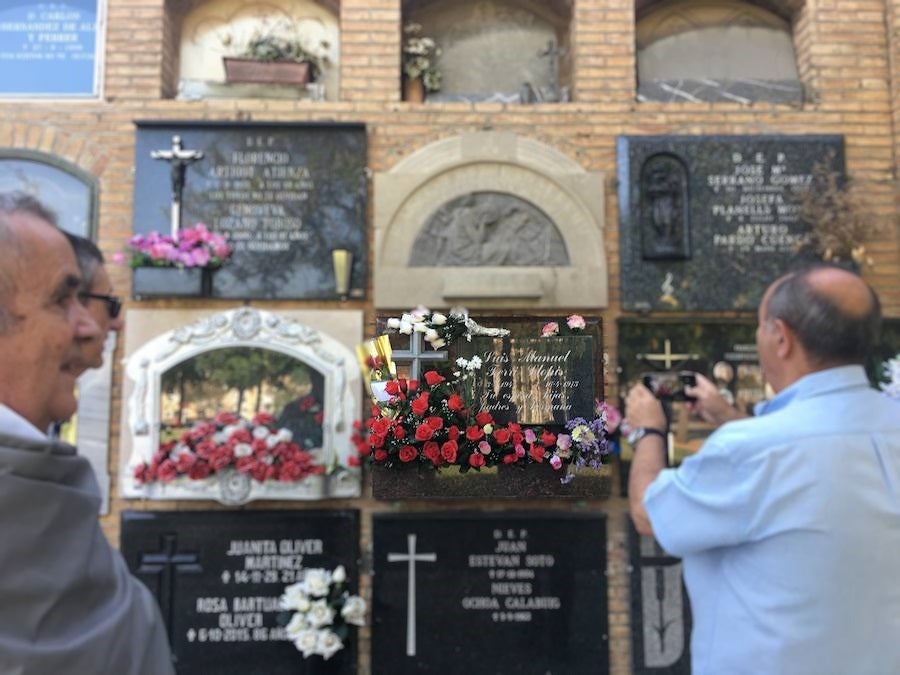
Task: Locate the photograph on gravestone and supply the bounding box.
[133,121,367,300]
[120,510,360,675]
[617,320,765,467]
[618,135,845,311]
[627,518,692,675]
[372,512,608,675]
[0,0,102,98]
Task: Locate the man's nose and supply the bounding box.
[72,299,102,338]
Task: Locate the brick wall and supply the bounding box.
[2,1,899,673]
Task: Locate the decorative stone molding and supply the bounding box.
[374,131,607,310]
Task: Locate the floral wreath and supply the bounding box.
[353,308,613,483]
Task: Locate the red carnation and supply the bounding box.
[541,430,557,447]
[447,393,465,413]
[156,459,178,482]
[468,452,486,468]
[369,433,386,449]
[415,423,435,441]
[407,379,419,392]
[475,411,494,427]
[374,449,388,462]
[422,441,441,466]
[424,371,445,386]
[465,425,484,442]
[492,428,511,445]
[372,418,392,435]
[385,380,401,396]
[502,452,518,465]
[447,425,460,441]
[399,445,418,462]
[410,392,430,416]
[393,425,407,440]
[425,416,444,431]
[529,444,545,462]
[188,460,212,480]
[441,440,458,463]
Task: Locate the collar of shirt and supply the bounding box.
[754,364,871,417]
[0,404,47,442]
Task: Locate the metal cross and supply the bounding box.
[391,331,448,381]
[150,135,204,239]
[387,533,437,657]
[137,533,202,644]
[636,339,699,370]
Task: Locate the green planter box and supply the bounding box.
[132,266,210,299]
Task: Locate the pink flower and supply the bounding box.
[566,314,586,330]
[549,454,563,470]
[541,322,559,337]
[477,440,491,455]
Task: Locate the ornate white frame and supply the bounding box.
[120,307,361,503]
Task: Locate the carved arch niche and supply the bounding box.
[374,132,606,310]
[403,0,573,102]
[164,0,340,100]
[636,0,803,104]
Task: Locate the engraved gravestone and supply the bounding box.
[120,510,360,675]
[372,512,608,674]
[617,135,844,311]
[133,121,367,300]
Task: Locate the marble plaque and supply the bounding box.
[120,510,359,675]
[372,512,608,674]
[617,135,844,311]
[133,121,367,300]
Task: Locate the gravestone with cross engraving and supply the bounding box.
[372,511,608,674]
[120,510,360,675]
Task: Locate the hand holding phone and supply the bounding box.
[641,371,698,402]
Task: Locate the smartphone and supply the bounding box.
[641,371,697,402]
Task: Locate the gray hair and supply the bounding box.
[0,192,60,333]
[766,265,882,365]
[64,231,104,292]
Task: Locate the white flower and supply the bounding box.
[279,582,311,611]
[277,428,293,443]
[431,312,447,325]
[306,599,335,628]
[252,425,270,440]
[469,355,482,370]
[331,565,346,584]
[341,595,367,626]
[316,629,344,660]
[285,612,310,639]
[398,321,413,335]
[424,328,439,342]
[293,629,319,658]
[212,431,227,444]
[386,317,401,329]
[222,424,241,437]
[456,357,468,367]
[430,338,446,349]
[233,443,253,458]
[301,568,332,597]
[400,312,414,324]
[413,322,428,333]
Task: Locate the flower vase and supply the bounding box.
[223,57,311,86]
[404,77,425,103]
[132,266,211,299]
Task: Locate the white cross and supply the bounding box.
[636,339,698,370]
[387,533,437,657]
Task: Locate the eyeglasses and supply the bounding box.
[79,292,123,319]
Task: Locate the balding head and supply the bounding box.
[763,265,881,367]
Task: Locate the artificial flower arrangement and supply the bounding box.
[280,565,366,660]
[353,308,612,483]
[133,411,324,485]
[402,22,442,92]
[879,353,900,400]
[115,223,233,270]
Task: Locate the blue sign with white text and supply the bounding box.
[0,0,101,97]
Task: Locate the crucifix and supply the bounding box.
[387,533,437,657]
[137,533,202,644]
[150,135,204,239]
[391,331,448,381]
[636,339,699,370]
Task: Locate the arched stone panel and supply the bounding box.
[374,131,606,310]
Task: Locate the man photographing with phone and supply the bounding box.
[625,265,900,675]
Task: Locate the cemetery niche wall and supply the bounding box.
[374,131,607,310]
[133,121,367,300]
[618,134,844,311]
[120,307,362,503]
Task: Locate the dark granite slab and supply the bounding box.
[618,134,844,311]
[120,510,360,675]
[372,511,608,674]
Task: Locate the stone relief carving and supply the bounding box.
[410,192,569,267]
[640,153,691,260]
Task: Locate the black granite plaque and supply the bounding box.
[133,121,367,300]
[372,512,608,675]
[617,134,844,311]
[628,519,692,675]
[120,510,360,675]
[450,317,602,425]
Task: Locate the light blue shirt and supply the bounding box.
[645,365,900,675]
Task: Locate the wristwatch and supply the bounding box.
[627,427,667,446]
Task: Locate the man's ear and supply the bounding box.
[772,318,795,359]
